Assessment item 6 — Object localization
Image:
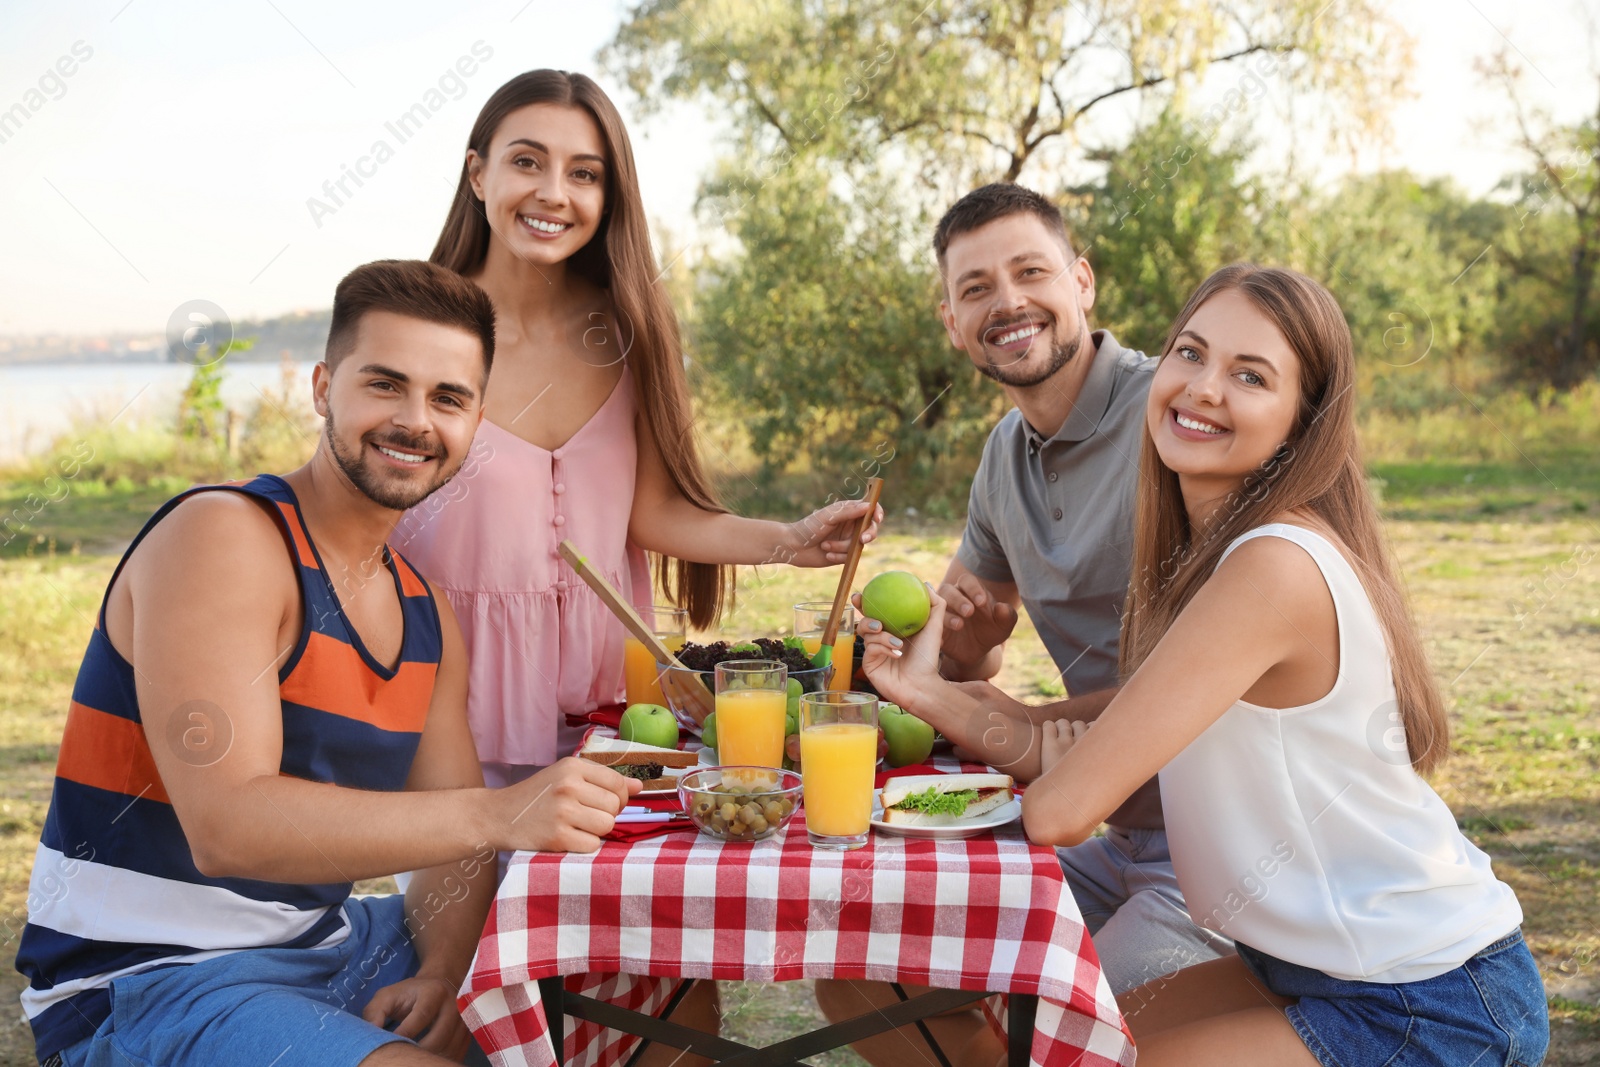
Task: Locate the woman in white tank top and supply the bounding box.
[858,265,1548,1066]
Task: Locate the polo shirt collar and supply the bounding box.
[1027,330,1123,451]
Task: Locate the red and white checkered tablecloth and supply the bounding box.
[458,793,1135,1067]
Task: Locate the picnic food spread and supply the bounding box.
[674,638,819,676]
[880,773,1016,827]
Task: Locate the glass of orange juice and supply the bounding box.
[798,691,878,850]
[714,660,788,773]
[623,606,687,707]
[793,602,855,692]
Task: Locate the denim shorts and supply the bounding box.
[57,895,419,1067]
[1236,929,1549,1067]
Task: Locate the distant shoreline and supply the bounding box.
[0,309,333,367]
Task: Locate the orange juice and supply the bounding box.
[716,688,787,768]
[800,632,854,692]
[800,723,878,836]
[623,634,684,706]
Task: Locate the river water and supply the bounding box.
[0,361,322,462]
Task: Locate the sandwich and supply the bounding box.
[578,735,698,790]
[878,774,1015,827]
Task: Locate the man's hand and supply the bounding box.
[363,975,471,1059]
[937,571,1017,674]
[494,757,639,854]
[1040,720,1091,776]
[783,498,884,567]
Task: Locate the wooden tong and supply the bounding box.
[557,540,717,724]
[812,477,884,680]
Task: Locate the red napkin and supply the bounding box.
[602,787,694,843]
[873,764,942,788]
[603,818,697,843]
[564,703,629,730]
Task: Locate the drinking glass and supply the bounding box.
[798,691,879,850]
[714,659,788,772]
[793,601,855,692]
[623,606,687,706]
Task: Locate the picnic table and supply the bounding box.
[458,748,1134,1067]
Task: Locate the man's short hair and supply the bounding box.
[933,183,1077,274]
[325,260,496,376]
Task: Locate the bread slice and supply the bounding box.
[879,773,1014,826]
[578,735,697,790]
[579,735,698,767]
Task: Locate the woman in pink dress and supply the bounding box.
[394,70,880,788]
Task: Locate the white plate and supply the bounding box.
[870,793,1022,839]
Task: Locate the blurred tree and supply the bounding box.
[1480,45,1600,389]
[1063,109,1265,354]
[177,338,252,463]
[608,0,1416,495]
[694,158,1000,503]
[608,0,1412,204]
[1305,174,1506,408]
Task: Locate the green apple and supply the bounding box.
[861,571,932,639]
[700,712,718,755]
[879,702,936,767]
[620,703,680,749]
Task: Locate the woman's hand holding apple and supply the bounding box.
[855,586,949,716]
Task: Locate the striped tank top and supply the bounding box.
[16,474,442,1059]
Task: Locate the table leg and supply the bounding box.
[1007,993,1038,1067]
[889,982,955,1067]
[537,975,566,1065]
[555,983,986,1067]
[620,979,697,1067]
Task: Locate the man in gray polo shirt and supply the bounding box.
[935,184,1231,993]
[815,184,1229,1064]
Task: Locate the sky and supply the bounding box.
[0,0,1592,338]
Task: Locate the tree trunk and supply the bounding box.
[1564,230,1593,389]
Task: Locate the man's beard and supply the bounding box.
[977,310,1086,388]
[325,409,452,511]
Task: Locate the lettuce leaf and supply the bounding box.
[891,786,977,817]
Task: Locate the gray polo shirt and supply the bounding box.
[956,330,1155,696]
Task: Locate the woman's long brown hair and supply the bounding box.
[1119,264,1449,773]
[430,70,732,627]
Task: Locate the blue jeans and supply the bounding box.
[1237,929,1550,1067]
[56,896,441,1067]
[1058,826,1235,994]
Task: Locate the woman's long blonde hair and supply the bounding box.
[1119,264,1448,773]
[431,70,732,627]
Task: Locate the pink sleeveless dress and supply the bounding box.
[391,369,652,774]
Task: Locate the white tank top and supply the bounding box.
[1159,524,1521,983]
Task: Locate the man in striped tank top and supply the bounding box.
[16,261,642,1067]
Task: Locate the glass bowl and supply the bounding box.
[677,767,803,842]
